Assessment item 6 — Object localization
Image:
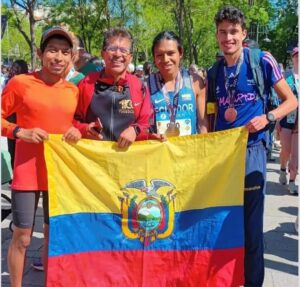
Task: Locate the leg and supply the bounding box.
[8,191,40,287]
[244,142,266,287]
[42,192,49,284]
[8,227,32,287]
[288,131,298,181]
[279,128,292,185]
[279,128,292,170]
[288,131,298,194]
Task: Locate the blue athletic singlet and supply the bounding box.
[148,69,198,136]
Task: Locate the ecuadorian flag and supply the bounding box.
[44,127,247,287]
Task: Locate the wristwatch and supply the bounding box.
[133,125,141,136]
[267,112,276,123]
[13,126,22,139]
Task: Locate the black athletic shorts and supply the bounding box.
[11,190,49,228]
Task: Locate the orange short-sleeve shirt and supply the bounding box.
[1,72,79,190]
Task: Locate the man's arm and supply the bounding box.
[192,73,208,134]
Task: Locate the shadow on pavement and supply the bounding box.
[264,222,298,275]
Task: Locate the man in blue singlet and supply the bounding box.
[148,31,207,137]
[206,6,297,287]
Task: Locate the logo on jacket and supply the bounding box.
[119,99,134,114]
[119,179,176,246]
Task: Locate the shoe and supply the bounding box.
[288,181,298,196]
[279,170,288,185]
[31,258,44,271]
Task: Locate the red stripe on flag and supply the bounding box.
[47,248,244,287]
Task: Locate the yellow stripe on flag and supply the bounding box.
[44,127,248,217]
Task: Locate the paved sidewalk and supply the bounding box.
[1,148,298,286]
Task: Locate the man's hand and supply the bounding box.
[16,128,48,143]
[150,133,167,142]
[117,126,136,148]
[86,122,103,140]
[246,115,269,133]
[62,127,82,143]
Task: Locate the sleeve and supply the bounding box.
[261,51,283,88]
[1,78,23,139]
[72,76,93,138]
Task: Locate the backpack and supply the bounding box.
[207,48,279,118]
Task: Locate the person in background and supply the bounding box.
[1,65,9,90]
[148,31,207,137]
[74,36,101,75]
[278,47,298,195]
[127,63,135,74]
[3,60,29,177]
[1,26,81,287]
[189,63,199,75]
[62,32,85,85]
[135,64,144,79]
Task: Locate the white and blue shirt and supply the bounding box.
[148,69,198,136]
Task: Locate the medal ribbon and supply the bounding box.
[157,71,183,123]
[224,52,244,107]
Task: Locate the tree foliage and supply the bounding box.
[1,3,43,68]
[1,0,298,70]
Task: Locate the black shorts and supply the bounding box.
[11,190,49,228]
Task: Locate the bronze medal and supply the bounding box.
[224,107,237,122]
[165,122,180,137]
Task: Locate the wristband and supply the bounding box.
[13,126,22,139]
[133,125,141,136]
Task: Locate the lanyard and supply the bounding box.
[157,71,183,123]
[223,52,244,107]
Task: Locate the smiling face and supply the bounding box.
[216,20,247,57]
[101,36,133,79]
[153,39,182,80]
[39,37,72,78]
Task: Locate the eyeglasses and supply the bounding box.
[105,45,131,55]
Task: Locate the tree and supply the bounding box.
[1,4,43,67]
[8,0,43,69]
[46,0,111,55]
[266,0,298,67]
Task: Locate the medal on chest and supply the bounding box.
[165,122,180,137]
[224,107,237,122]
[223,52,244,123]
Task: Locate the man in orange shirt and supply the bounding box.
[1,26,81,287]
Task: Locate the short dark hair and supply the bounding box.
[8,60,28,81]
[215,6,246,30]
[40,35,72,53]
[152,31,183,56]
[102,28,134,52]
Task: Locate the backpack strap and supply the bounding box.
[206,61,222,131]
[207,60,222,105]
[249,48,265,102]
